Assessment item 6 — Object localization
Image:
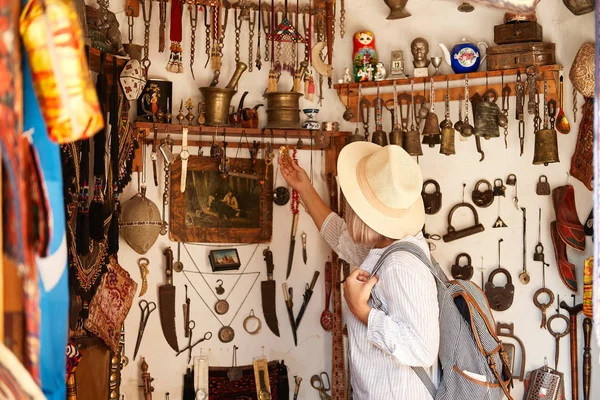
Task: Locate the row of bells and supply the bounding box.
[348,98,559,166]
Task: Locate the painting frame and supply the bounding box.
[170,155,272,243]
[208,249,241,271]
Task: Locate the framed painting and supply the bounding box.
[170,156,272,243]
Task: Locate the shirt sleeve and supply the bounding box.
[366,252,440,367]
[319,212,371,266]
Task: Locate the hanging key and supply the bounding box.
[519,207,530,284]
[548,297,570,370]
[506,174,519,210]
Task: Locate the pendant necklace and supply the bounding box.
[182,243,261,343]
[189,2,200,79]
[263,130,274,184]
[140,0,153,75]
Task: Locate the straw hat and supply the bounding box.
[337,142,425,240]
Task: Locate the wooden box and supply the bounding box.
[486,42,555,71]
[494,22,543,45]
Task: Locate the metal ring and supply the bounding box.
[243,309,262,335]
[547,313,570,337]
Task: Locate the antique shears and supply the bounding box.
[134,300,157,360]
[176,320,212,364]
[310,372,331,400]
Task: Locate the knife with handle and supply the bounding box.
[159,247,179,352]
[286,213,299,279]
[283,283,297,346]
[295,271,320,329]
[261,247,280,337]
[301,232,307,264]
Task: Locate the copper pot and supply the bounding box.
[383,0,411,19]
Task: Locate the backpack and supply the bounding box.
[369,242,514,400]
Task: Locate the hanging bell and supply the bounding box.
[403,128,423,156]
[372,130,388,146]
[238,2,251,21]
[439,125,456,156]
[389,128,404,146]
[533,128,560,166]
[422,112,441,148]
[472,92,501,139]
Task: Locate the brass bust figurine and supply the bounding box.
[411,37,430,69]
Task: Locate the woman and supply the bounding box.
[280,143,439,399]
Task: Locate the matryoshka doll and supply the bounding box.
[352,31,378,82]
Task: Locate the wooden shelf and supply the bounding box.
[86,45,128,75]
[334,65,563,123]
[133,122,350,139]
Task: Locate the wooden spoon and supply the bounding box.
[320,261,333,331]
[556,75,571,134]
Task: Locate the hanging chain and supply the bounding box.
[516,71,526,155]
[256,1,262,70]
[534,93,542,133]
[444,78,450,121]
[464,74,470,124]
[158,0,168,53]
[248,9,256,72]
[234,8,242,63]
[189,3,200,79]
[393,81,399,130]
[302,11,309,63]
[430,78,435,113]
[340,0,345,38]
[262,7,270,61]
[126,6,134,44]
[543,76,548,129]
[501,72,511,149]
[140,0,153,74]
[572,88,578,123]
[204,6,212,66]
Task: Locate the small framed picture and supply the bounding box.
[208,249,241,272]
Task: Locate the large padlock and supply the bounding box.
[493,178,506,197]
[451,253,474,280]
[536,175,551,196]
[472,180,494,208]
[442,203,485,242]
[485,268,515,311]
[421,180,442,215]
[506,174,517,186]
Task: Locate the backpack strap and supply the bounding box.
[369,241,439,399]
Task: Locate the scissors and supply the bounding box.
[176,320,212,364]
[133,299,156,360]
[310,372,331,400]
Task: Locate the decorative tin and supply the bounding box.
[486,42,555,71]
[494,21,543,45]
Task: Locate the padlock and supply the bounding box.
[451,253,474,280]
[536,175,551,195]
[533,243,545,263]
[442,203,485,242]
[506,174,517,186]
[493,179,506,197]
[472,180,494,208]
[485,268,515,311]
[421,180,442,215]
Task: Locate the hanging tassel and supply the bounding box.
[166,0,184,73]
[268,68,279,93]
[304,71,315,102]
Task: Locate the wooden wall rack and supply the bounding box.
[334,65,563,123]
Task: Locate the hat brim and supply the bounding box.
[337,142,425,240]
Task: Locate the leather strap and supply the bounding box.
[180,127,189,192]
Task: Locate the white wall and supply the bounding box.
[99,0,599,398]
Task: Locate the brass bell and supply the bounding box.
[439,125,456,156]
[472,93,501,139]
[422,112,441,148]
[533,128,560,166]
[389,128,404,146]
[403,128,423,156]
[238,4,251,21]
[372,130,388,146]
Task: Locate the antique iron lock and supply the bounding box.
[451,253,474,280]
[493,179,506,197]
[536,175,551,195]
[485,239,515,312]
[442,203,485,243]
[421,180,442,215]
[472,180,494,208]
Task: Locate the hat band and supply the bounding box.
[356,157,410,218]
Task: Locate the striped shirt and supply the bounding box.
[320,213,440,400]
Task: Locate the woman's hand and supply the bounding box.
[344,269,378,325]
[278,157,312,194]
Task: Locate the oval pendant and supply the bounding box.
[215,299,230,315]
[218,326,235,343]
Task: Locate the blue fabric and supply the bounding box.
[21,7,69,398]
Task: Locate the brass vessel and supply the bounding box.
[264,92,303,128]
[440,125,456,155]
[403,128,423,156]
[199,62,247,126]
[383,0,411,19]
[533,128,560,166]
[422,112,441,147]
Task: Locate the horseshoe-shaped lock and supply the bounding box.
[421,180,442,215]
[485,269,515,311]
[451,253,474,280]
[442,203,485,243]
[472,180,494,208]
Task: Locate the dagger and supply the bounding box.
[158,247,179,352]
[286,213,299,279]
[301,232,307,264]
[261,247,280,337]
[295,271,320,329]
[283,283,298,346]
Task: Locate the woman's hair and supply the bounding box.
[345,201,388,247]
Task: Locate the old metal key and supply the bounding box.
[547,298,570,370]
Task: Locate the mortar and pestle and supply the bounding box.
[199,62,248,126]
[264,61,308,129]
